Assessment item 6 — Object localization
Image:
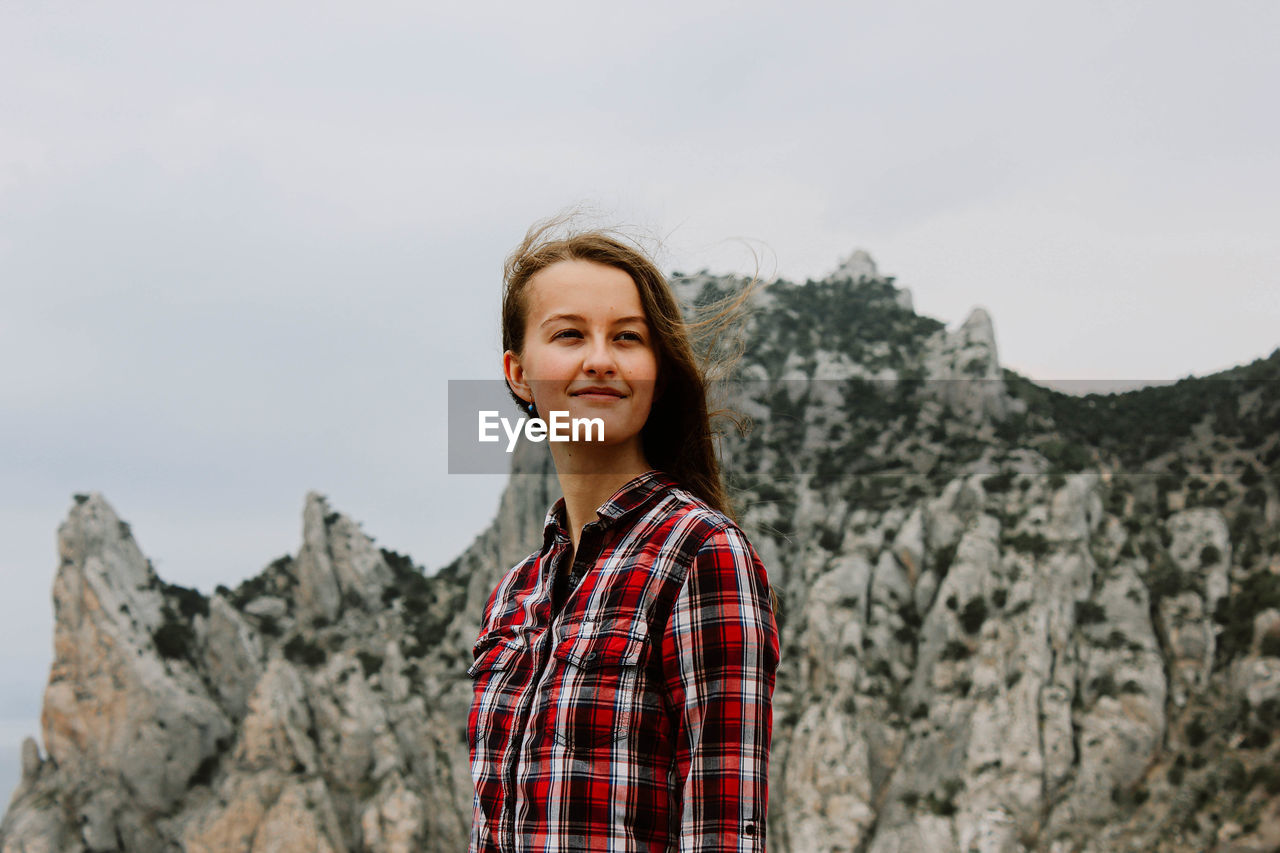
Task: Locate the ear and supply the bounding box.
[503,350,533,405]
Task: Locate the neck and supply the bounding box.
[551,443,652,553]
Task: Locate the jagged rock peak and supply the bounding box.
[58,491,157,589]
[959,306,996,347]
[293,490,394,621]
[823,249,913,312]
[918,305,1019,423]
[26,492,236,849]
[933,306,1001,379]
[827,248,879,282]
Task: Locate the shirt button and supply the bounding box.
[586,651,599,661]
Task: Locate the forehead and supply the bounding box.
[524,259,645,320]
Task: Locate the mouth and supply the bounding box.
[571,387,627,400]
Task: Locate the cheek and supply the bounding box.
[525,349,575,379]
[637,350,659,379]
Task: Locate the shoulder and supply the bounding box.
[653,484,761,562]
[629,483,714,538]
[480,547,543,623]
[500,546,543,584]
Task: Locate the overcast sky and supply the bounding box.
[2,1,1277,807]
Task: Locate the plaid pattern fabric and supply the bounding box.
[467,470,780,851]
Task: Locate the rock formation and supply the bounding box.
[3,256,1279,852]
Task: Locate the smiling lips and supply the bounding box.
[571,386,627,399]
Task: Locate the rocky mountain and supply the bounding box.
[3,257,1279,852]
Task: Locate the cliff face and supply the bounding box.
[4,260,1279,852]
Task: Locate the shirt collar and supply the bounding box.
[542,469,680,546]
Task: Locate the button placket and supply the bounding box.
[554,523,604,618]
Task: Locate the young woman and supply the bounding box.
[467,218,780,851]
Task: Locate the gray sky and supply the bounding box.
[2,1,1277,806]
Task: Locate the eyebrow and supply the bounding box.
[539,313,649,328]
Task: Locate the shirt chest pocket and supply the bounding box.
[468,636,523,678]
[549,620,649,750]
[468,634,526,752]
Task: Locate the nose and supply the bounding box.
[581,335,618,376]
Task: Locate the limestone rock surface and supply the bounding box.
[4,263,1279,852]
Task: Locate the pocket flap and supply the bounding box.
[467,635,521,678]
[553,619,648,670]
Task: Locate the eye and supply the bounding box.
[616,331,645,342]
[552,329,582,340]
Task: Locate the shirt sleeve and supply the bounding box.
[661,524,780,851]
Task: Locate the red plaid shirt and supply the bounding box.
[467,469,780,851]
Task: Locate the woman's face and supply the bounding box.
[503,259,659,458]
